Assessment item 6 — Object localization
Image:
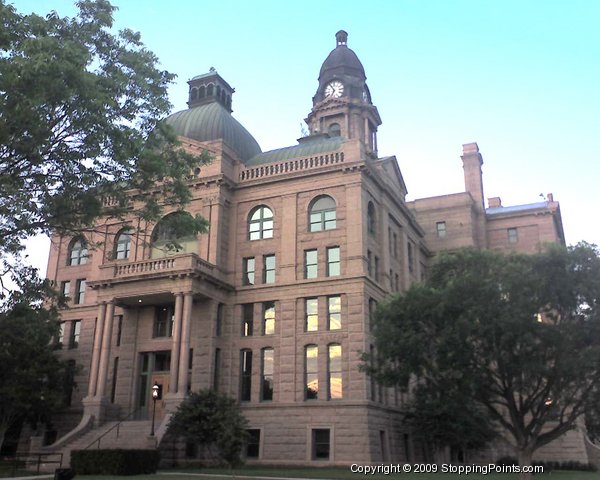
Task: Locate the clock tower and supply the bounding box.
[305,31,382,157]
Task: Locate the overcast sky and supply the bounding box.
[14,0,600,276]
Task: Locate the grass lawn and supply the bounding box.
[71,467,600,480]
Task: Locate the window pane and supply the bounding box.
[306,298,318,331]
[246,429,260,458]
[328,296,341,330]
[263,255,275,284]
[305,346,318,399]
[261,349,274,401]
[263,302,275,335]
[305,250,318,279]
[243,257,255,285]
[328,344,342,400]
[313,429,330,460]
[240,350,252,401]
[327,247,340,277]
[242,304,253,336]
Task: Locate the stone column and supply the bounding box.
[96,301,115,398]
[169,293,184,393]
[87,302,106,397]
[177,292,193,394]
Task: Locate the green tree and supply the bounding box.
[0,262,72,452]
[367,244,600,478]
[167,389,248,467]
[0,0,209,259]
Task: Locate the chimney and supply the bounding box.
[547,193,554,202]
[461,142,485,210]
[488,197,502,208]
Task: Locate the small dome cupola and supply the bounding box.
[165,69,262,163]
[187,68,234,112]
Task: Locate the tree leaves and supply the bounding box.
[368,244,600,462]
[0,0,210,257]
[167,390,248,467]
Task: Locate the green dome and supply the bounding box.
[165,102,262,163]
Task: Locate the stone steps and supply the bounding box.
[50,420,156,468]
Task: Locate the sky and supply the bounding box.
[12,0,600,276]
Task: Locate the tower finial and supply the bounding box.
[335,30,348,47]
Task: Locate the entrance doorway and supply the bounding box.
[138,351,171,420]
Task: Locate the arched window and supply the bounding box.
[151,211,197,258]
[328,123,341,137]
[190,88,198,101]
[367,202,376,236]
[309,195,336,232]
[248,206,274,240]
[199,85,206,98]
[114,229,133,260]
[207,84,214,96]
[68,237,88,266]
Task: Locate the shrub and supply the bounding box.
[70,449,160,475]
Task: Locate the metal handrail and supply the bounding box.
[7,452,63,474]
[83,406,144,450]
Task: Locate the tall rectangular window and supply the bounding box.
[305,249,318,279]
[374,256,379,281]
[326,247,340,277]
[262,301,275,335]
[213,348,221,391]
[110,357,119,403]
[243,257,255,285]
[328,296,341,330]
[74,279,86,304]
[393,233,398,258]
[436,221,447,238]
[115,315,123,346]
[389,269,394,290]
[242,304,253,336]
[240,349,252,401]
[508,227,518,244]
[246,429,261,458]
[56,322,66,349]
[312,429,330,460]
[305,345,318,400]
[215,303,223,337]
[305,298,318,331]
[61,281,70,298]
[328,344,342,399]
[69,320,81,349]
[261,348,274,401]
[367,250,372,276]
[263,254,275,284]
[408,243,414,273]
[154,305,174,337]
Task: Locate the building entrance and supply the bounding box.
[138,351,171,420]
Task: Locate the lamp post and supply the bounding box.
[150,383,160,436]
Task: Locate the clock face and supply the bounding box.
[324,80,344,98]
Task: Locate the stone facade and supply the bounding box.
[40,31,579,466]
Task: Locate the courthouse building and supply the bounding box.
[41,31,579,464]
